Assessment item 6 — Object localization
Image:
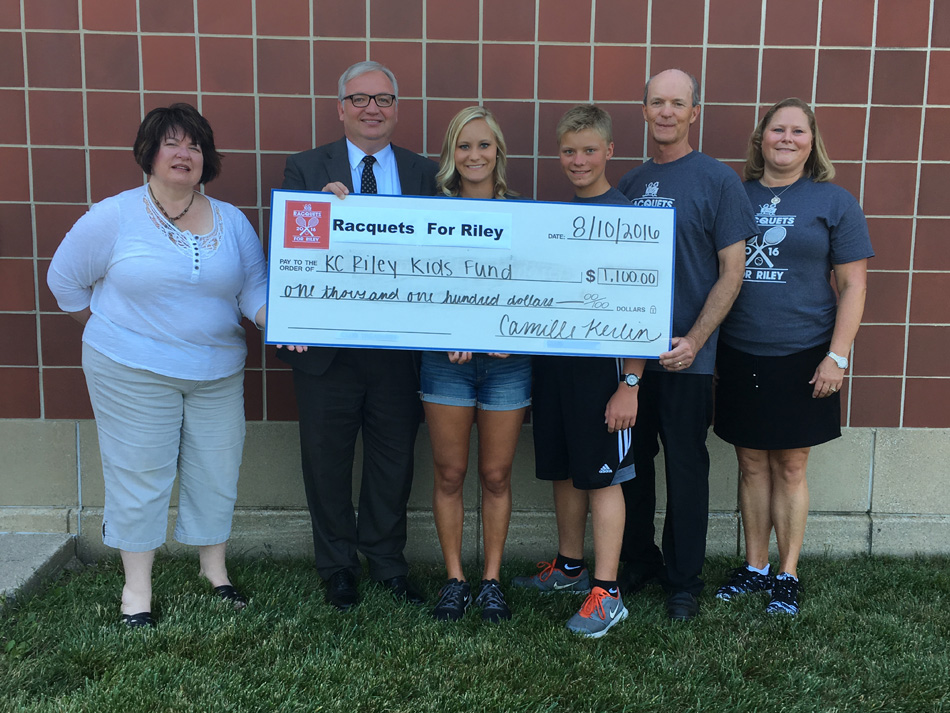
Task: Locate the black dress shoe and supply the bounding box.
[667,591,699,621]
[325,570,359,611]
[121,612,155,629]
[213,584,248,611]
[618,562,664,595]
[379,575,425,605]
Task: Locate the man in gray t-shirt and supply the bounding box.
[617,69,756,621]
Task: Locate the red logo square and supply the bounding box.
[284,201,331,249]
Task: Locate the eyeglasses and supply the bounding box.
[343,93,396,108]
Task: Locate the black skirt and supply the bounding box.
[714,341,841,450]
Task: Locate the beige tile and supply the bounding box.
[0,506,72,533]
[801,513,871,556]
[706,512,740,556]
[78,420,103,505]
[872,429,950,514]
[505,510,563,560]
[238,422,304,507]
[808,429,873,512]
[0,421,78,506]
[871,514,950,555]
[709,434,740,511]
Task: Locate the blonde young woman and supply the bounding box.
[423,107,530,623]
[713,98,873,615]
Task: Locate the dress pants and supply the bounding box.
[292,348,421,581]
[621,371,714,594]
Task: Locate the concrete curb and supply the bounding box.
[0,533,77,603]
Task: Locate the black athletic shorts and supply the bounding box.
[532,355,636,490]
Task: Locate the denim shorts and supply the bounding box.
[420,351,532,411]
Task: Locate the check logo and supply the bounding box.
[605,602,624,624]
[552,581,579,590]
[563,563,581,572]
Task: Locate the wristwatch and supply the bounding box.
[621,373,641,387]
[826,351,849,369]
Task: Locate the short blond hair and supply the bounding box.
[556,104,613,145]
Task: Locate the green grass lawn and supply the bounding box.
[2,554,949,713]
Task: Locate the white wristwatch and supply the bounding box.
[826,351,849,369]
[621,373,641,387]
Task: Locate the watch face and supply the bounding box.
[624,374,639,387]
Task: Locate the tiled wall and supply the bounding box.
[1,0,948,428]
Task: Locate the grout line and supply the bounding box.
[75,420,82,538]
[642,0,652,158]
[531,0,540,200]
[251,0,268,420]
[897,0,937,429]
[422,0,429,157]
[588,0,596,104]
[849,0,876,428]
[813,0,822,103]
[19,0,43,419]
[698,0,710,153]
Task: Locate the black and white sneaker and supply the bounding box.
[432,579,471,621]
[715,564,773,601]
[474,579,511,623]
[767,573,800,615]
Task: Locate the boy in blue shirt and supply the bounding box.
[513,105,644,637]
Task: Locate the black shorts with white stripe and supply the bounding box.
[532,355,637,490]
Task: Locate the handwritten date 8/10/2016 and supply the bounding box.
[561,215,662,243]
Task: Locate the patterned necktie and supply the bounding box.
[360,155,377,194]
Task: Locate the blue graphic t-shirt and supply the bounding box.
[720,177,874,356]
[618,151,756,374]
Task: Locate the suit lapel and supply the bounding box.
[328,138,355,192]
[393,145,419,196]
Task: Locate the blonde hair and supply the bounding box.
[744,98,835,182]
[556,104,613,145]
[436,106,511,199]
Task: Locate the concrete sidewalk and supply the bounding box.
[0,533,77,602]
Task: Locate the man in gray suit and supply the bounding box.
[278,61,438,611]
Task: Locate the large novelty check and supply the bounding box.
[265,191,676,359]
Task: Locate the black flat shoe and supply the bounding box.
[326,570,359,611]
[379,575,425,606]
[213,585,248,610]
[121,612,155,629]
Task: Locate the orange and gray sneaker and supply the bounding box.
[566,586,628,638]
[511,560,591,593]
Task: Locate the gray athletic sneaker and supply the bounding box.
[432,579,471,622]
[511,560,591,593]
[565,586,628,638]
[474,579,511,623]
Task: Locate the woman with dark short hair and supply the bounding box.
[713,98,873,615]
[48,103,267,628]
[425,106,530,624]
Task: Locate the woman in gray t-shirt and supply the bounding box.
[713,98,873,616]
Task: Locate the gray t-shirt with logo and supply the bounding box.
[720,177,874,356]
[618,151,756,374]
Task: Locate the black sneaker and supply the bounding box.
[715,565,772,601]
[474,579,511,623]
[432,579,471,621]
[767,573,800,615]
